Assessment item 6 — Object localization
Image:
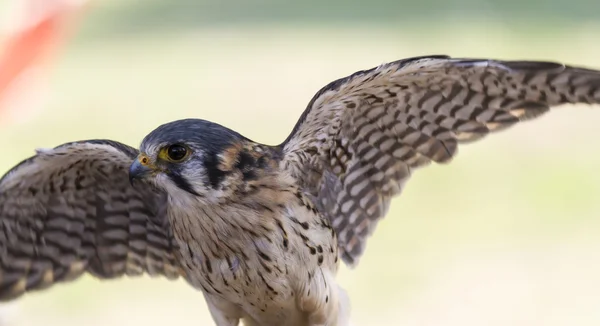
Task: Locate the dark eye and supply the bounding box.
[166,144,189,162]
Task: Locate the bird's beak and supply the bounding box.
[129,154,154,186]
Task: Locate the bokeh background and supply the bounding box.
[1,0,600,325]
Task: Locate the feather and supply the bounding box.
[280,55,600,266]
[0,140,181,301]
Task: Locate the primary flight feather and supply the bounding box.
[1,55,599,326]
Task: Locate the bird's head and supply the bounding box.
[129,118,276,202]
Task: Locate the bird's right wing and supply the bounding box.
[0,140,181,301]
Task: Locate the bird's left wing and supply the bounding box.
[279,55,600,267]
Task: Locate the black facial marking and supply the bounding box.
[167,172,201,196]
[236,151,259,181]
[236,151,255,169]
[256,156,269,169]
[203,153,228,189]
[242,169,257,181]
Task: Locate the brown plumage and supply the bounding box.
[280,55,600,266]
[0,140,181,301]
[0,55,599,326]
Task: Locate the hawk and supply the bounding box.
[0,55,599,326]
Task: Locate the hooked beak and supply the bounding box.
[129,154,154,186]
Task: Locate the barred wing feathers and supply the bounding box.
[280,55,600,266]
[0,140,181,301]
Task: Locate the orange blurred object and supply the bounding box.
[0,0,87,126]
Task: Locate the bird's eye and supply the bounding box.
[166,144,189,162]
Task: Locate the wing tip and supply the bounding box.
[340,252,359,268]
[339,240,367,268]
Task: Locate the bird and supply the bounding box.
[1,55,600,326]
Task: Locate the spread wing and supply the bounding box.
[279,55,600,266]
[0,140,181,301]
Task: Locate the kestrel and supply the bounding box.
[1,55,599,326]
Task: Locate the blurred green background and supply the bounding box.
[1,0,600,325]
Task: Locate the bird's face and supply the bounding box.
[129,141,203,196]
[129,118,251,200]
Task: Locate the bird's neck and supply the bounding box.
[165,172,297,257]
